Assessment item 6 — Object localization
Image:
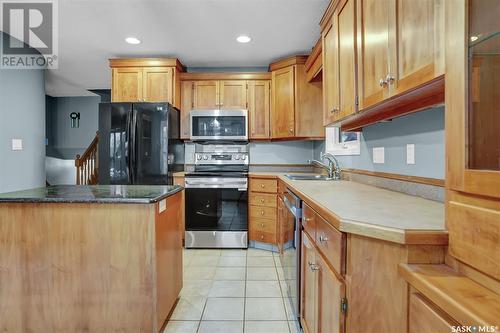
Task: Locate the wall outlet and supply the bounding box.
[406,144,415,164]
[373,147,385,164]
[11,138,23,151]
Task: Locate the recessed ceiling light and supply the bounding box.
[125,37,141,45]
[236,35,251,43]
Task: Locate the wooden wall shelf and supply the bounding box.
[340,75,445,132]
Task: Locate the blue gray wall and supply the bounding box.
[0,65,46,192]
[314,107,445,179]
[46,95,101,159]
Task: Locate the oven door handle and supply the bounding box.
[185,177,248,190]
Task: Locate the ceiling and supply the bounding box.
[45,0,329,97]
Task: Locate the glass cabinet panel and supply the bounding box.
[468,0,500,170]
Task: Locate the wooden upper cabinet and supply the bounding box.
[336,0,357,120]
[248,80,271,139]
[271,66,296,138]
[316,253,345,333]
[110,58,184,106]
[356,0,391,109]
[220,80,247,109]
[143,67,173,103]
[112,67,143,103]
[322,19,339,126]
[180,81,194,139]
[389,0,444,96]
[270,56,323,139]
[193,81,219,109]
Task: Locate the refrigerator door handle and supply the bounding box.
[130,108,138,184]
[125,111,132,184]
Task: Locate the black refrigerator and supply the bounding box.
[98,102,184,185]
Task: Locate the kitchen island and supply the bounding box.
[0,185,184,333]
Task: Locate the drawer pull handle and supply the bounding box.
[319,235,329,243]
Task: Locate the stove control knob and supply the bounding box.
[235,155,240,160]
[197,155,202,160]
[203,155,209,160]
[242,155,247,160]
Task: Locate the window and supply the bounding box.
[325,127,361,156]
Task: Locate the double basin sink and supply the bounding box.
[284,174,333,181]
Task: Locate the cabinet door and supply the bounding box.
[337,0,357,119]
[193,81,219,109]
[356,0,390,109]
[316,253,345,333]
[388,0,444,96]
[180,81,194,139]
[248,80,271,139]
[143,67,174,103]
[112,67,143,102]
[301,232,317,333]
[220,80,247,109]
[271,66,295,138]
[409,293,456,333]
[277,196,285,254]
[322,19,340,126]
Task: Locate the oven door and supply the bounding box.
[190,109,248,141]
[185,177,248,248]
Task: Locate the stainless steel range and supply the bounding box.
[184,143,249,248]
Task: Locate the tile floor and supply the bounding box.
[164,248,301,333]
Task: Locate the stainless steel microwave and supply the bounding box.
[190,109,248,141]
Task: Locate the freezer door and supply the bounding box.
[132,103,170,185]
[98,103,132,185]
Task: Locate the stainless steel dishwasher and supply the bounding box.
[281,189,302,324]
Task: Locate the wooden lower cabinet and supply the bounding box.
[301,231,345,333]
[249,177,278,245]
[409,292,456,333]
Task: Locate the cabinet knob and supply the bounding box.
[385,74,395,85]
[261,184,265,188]
[289,128,294,133]
[308,261,319,272]
[379,78,388,87]
[260,199,265,203]
[261,235,264,240]
[260,210,265,216]
[330,108,339,113]
[319,235,329,243]
[261,223,265,227]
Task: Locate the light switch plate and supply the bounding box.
[373,147,385,164]
[406,144,415,164]
[12,138,23,151]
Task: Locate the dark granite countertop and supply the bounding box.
[0,185,183,204]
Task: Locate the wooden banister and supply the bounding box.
[75,131,99,185]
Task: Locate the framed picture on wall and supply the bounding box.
[325,127,361,156]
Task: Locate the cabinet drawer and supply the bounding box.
[249,193,277,208]
[249,205,277,220]
[249,230,276,244]
[302,202,316,240]
[250,217,276,234]
[316,215,345,274]
[250,178,278,193]
[409,293,456,333]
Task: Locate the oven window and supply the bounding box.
[185,188,248,231]
[192,116,246,137]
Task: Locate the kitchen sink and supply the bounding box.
[284,174,333,181]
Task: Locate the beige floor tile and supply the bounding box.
[245,298,287,320]
[202,298,245,321]
[180,280,213,297]
[218,256,246,267]
[192,249,221,257]
[246,267,278,280]
[246,280,282,297]
[247,248,274,257]
[247,256,275,267]
[283,297,298,321]
[213,267,246,281]
[244,321,290,333]
[220,249,247,257]
[197,321,243,333]
[189,256,220,267]
[288,320,302,333]
[208,280,245,297]
[183,266,217,280]
[170,296,206,321]
[162,321,199,333]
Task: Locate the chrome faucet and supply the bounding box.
[308,152,342,180]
